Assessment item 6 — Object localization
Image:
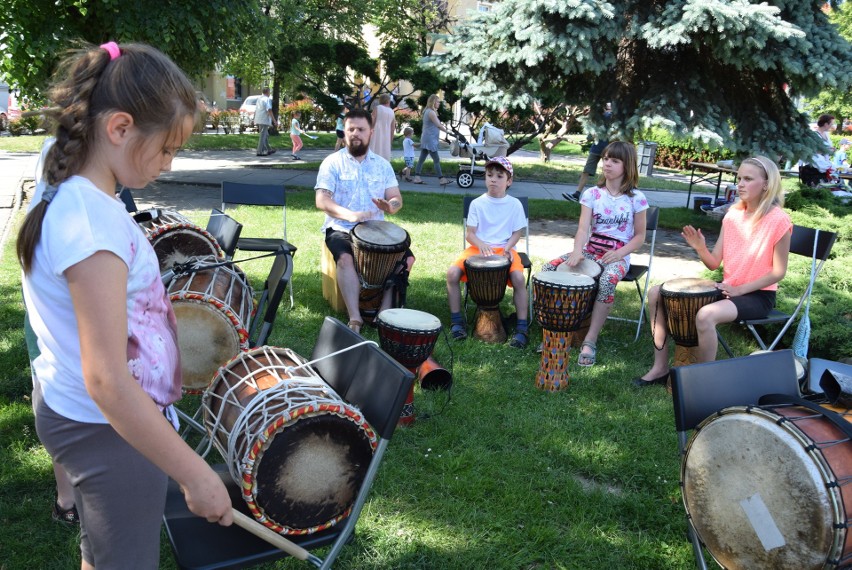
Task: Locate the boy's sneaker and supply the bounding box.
[563,191,581,202]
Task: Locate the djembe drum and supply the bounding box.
[464,254,511,343]
[350,220,410,322]
[167,257,254,393]
[555,258,602,347]
[135,208,223,273]
[682,403,852,569]
[376,308,442,426]
[532,271,597,392]
[203,345,377,535]
[660,278,722,368]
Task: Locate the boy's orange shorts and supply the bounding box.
[451,246,524,285]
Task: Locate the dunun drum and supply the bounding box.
[682,404,852,569]
[203,346,377,535]
[167,258,254,393]
[532,271,596,392]
[660,278,722,367]
[351,220,411,323]
[135,208,223,273]
[376,308,442,426]
[556,259,602,348]
[464,254,511,343]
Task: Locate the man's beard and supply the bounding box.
[347,138,370,157]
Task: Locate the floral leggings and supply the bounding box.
[541,251,628,304]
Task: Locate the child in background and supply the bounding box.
[541,141,649,366]
[334,107,345,151]
[290,110,306,160]
[18,42,232,568]
[446,156,530,348]
[401,127,415,181]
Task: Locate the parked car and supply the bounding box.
[239,95,259,128]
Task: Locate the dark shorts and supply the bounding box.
[325,228,355,262]
[336,129,344,139]
[583,152,603,176]
[730,290,776,321]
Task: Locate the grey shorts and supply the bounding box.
[35,390,168,569]
[583,152,603,176]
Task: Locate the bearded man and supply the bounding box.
[315,109,412,332]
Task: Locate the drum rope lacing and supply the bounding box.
[204,343,379,481]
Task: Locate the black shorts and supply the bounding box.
[325,228,354,262]
[583,152,603,176]
[730,290,776,321]
[336,129,345,139]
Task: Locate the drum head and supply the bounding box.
[377,308,441,332]
[683,407,841,569]
[556,258,602,279]
[661,277,717,295]
[464,254,510,270]
[352,220,409,247]
[254,414,374,531]
[533,271,595,288]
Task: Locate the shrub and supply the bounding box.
[220,110,241,134]
[640,127,735,170]
[282,99,335,131]
[394,108,418,133]
[7,118,26,136]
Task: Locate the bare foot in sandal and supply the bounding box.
[348,319,363,334]
[577,341,596,367]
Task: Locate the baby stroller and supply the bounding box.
[450,123,510,188]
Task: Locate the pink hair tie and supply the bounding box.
[100,41,121,61]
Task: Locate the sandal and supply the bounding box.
[509,330,528,349]
[450,323,467,341]
[577,341,596,367]
[439,177,451,186]
[52,500,79,525]
[348,319,363,334]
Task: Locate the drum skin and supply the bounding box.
[683,405,852,569]
[168,261,253,392]
[136,209,223,272]
[350,220,410,289]
[660,278,722,347]
[204,346,377,535]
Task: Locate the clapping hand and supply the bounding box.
[681,225,706,251]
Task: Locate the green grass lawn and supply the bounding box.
[1,184,849,568]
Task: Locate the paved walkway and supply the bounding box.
[0,147,718,264]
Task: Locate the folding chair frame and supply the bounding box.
[718,225,836,357]
[221,181,297,310]
[607,206,659,341]
[670,350,800,569]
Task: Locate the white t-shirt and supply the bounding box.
[403,137,415,159]
[467,193,526,248]
[22,176,182,423]
[579,186,649,265]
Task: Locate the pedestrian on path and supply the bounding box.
[290,111,306,160]
[413,94,451,186]
[254,87,277,157]
[565,103,612,202]
[369,93,396,161]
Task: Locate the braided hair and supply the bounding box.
[17,42,197,273]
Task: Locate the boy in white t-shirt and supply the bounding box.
[401,127,415,181]
[446,156,529,348]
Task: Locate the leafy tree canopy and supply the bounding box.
[806,2,852,131]
[0,0,264,99]
[429,0,852,161]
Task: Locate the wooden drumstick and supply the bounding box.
[230,508,311,561]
